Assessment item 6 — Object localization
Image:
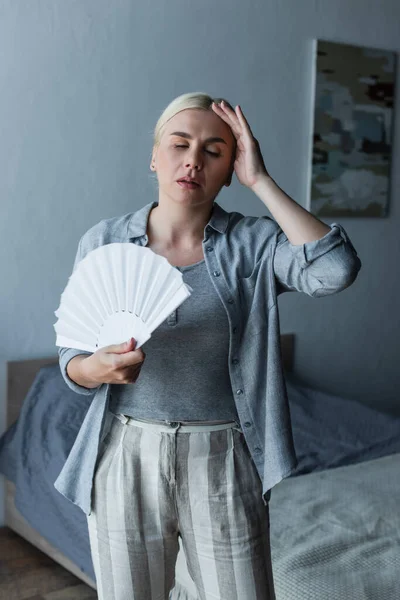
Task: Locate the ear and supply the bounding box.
[150,148,157,170]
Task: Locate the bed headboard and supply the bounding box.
[6,333,295,429]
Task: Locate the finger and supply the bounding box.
[131,365,143,383]
[213,100,237,117]
[105,338,136,353]
[235,104,255,138]
[219,101,255,142]
[119,349,146,367]
[123,363,142,378]
[118,362,142,383]
[214,101,241,131]
[212,101,242,139]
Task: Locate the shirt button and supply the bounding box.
[233,327,237,333]
[228,298,234,304]
[232,358,239,364]
[244,421,251,428]
[206,246,214,252]
[236,389,243,395]
[213,270,220,277]
[254,447,262,454]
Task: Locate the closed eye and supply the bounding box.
[174,145,220,157]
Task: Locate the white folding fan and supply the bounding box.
[53,242,193,352]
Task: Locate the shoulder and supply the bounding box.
[226,209,281,243]
[78,212,134,259]
[221,209,283,268]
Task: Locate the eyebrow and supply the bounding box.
[169,131,227,145]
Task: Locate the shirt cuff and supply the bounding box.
[279,223,358,268]
[59,347,100,395]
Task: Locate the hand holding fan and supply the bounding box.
[53,243,193,352]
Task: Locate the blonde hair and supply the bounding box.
[149,91,237,185]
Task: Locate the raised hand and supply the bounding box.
[212,101,270,189]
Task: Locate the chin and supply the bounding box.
[163,185,216,206]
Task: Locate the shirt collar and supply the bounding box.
[126,200,230,241]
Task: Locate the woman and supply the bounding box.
[57,91,361,600]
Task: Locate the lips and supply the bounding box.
[177,178,200,186]
[178,181,201,190]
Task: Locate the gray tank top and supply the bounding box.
[109,257,239,424]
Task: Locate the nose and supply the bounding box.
[185,160,200,170]
[185,150,202,170]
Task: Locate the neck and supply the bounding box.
[148,199,213,249]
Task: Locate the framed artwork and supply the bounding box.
[307,39,397,217]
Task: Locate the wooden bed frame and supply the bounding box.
[3,333,295,589]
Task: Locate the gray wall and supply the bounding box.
[0,0,399,525]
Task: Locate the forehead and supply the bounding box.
[163,108,234,144]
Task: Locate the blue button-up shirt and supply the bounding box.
[54,200,361,515]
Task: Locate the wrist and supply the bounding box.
[250,172,274,193]
[80,355,102,388]
[68,355,101,389]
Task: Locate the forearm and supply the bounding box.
[251,174,331,245]
[66,355,101,389]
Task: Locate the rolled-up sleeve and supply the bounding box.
[58,347,100,395]
[273,223,362,297]
[58,235,101,395]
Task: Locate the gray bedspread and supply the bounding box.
[0,364,96,581]
[270,451,400,599]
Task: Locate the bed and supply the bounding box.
[1,333,400,599]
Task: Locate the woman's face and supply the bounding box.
[151,108,236,205]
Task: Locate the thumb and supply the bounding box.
[105,337,136,353]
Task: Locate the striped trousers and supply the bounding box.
[86,412,276,600]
